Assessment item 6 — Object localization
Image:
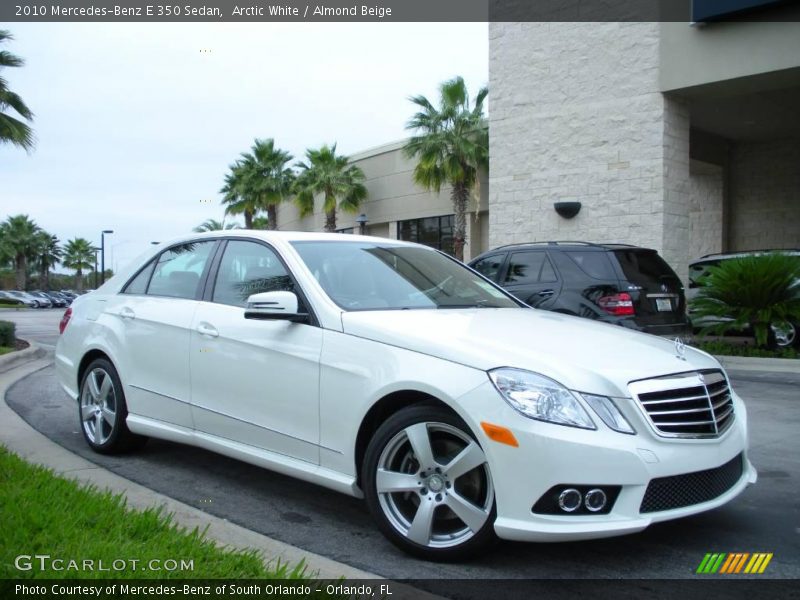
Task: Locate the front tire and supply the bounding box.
[79,358,147,454]
[362,404,496,561]
[770,321,798,349]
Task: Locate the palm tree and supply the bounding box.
[0,214,40,289]
[192,218,240,233]
[404,76,488,260]
[220,162,258,228]
[62,238,96,292]
[34,231,62,291]
[0,30,34,151]
[294,144,367,232]
[243,138,295,230]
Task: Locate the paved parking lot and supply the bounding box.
[3,309,799,587]
[0,307,63,348]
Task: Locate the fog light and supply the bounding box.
[584,488,607,512]
[558,488,582,512]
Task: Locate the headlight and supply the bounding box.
[488,368,595,430]
[581,394,636,434]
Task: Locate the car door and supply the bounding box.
[502,250,562,308]
[110,239,218,429]
[189,239,323,464]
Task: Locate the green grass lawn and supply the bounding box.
[0,446,309,579]
[694,340,799,359]
[0,347,13,356]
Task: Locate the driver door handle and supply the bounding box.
[119,307,135,320]
[196,322,219,338]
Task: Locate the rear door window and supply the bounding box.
[505,251,548,284]
[147,241,216,299]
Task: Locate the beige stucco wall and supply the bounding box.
[275,140,490,260]
[689,160,724,260]
[729,139,800,251]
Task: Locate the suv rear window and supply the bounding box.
[613,249,678,285]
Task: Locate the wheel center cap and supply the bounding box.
[427,474,445,492]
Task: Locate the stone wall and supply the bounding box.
[688,160,724,261]
[730,139,800,251]
[489,22,692,279]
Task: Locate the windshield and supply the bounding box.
[291,241,520,311]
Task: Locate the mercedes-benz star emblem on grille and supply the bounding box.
[674,337,686,361]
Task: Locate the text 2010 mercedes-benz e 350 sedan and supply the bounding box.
[55,231,756,560]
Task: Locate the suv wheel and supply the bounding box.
[363,405,496,561]
[770,321,798,349]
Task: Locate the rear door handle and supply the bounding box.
[196,322,219,338]
[537,290,555,297]
[119,307,135,320]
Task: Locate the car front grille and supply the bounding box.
[640,453,744,513]
[629,369,735,438]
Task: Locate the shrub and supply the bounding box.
[0,320,14,347]
[691,254,800,348]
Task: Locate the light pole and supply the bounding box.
[355,213,368,235]
[93,247,100,289]
[100,230,114,285]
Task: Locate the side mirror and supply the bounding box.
[244,291,309,323]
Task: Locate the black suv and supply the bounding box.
[469,241,689,336]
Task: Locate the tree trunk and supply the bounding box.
[75,268,83,292]
[451,182,469,261]
[324,207,337,233]
[15,254,27,290]
[267,205,278,230]
[244,210,253,229]
[41,265,50,291]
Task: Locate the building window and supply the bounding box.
[398,215,454,255]
[336,227,354,235]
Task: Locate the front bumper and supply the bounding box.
[455,381,755,542]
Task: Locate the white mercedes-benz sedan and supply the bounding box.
[55,231,756,560]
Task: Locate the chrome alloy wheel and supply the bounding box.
[375,422,493,549]
[771,321,796,348]
[80,367,118,445]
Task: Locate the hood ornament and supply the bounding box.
[674,337,686,361]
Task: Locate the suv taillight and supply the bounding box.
[598,293,635,317]
[59,308,72,334]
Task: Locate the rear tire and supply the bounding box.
[78,358,147,454]
[770,321,798,349]
[362,404,497,561]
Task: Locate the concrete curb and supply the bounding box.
[714,354,800,373]
[0,340,47,374]
[0,357,381,581]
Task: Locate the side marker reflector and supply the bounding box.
[480,422,519,447]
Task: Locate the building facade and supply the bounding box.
[489,19,800,282]
[279,17,799,283]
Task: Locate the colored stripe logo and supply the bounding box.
[697,552,773,574]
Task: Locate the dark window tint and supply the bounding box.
[472,254,505,281]
[540,255,558,282]
[398,215,454,256]
[613,250,679,285]
[212,241,294,307]
[505,251,547,284]
[147,241,215,299]
[565,251,616,280]
[123,260,156,295]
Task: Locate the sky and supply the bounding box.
[1,23,488,272]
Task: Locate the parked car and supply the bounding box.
[50,292,73,306]
[37,291,68,308]
[56,232,754,560]
[469,242,689,336]
[688,249,800,348]
[5,290,43,308]
[0,291,25,307]
[59,290,79,302]
[27,291,54,308]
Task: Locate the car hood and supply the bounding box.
[341,308,719,398]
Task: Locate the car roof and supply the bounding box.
[475,241,654,257]
[690,249,800,265]
[157,229,420,248]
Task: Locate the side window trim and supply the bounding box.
[144,239,221,300]
[203,236,320,328]
[540,251,560,283]
[121,258,157,295]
